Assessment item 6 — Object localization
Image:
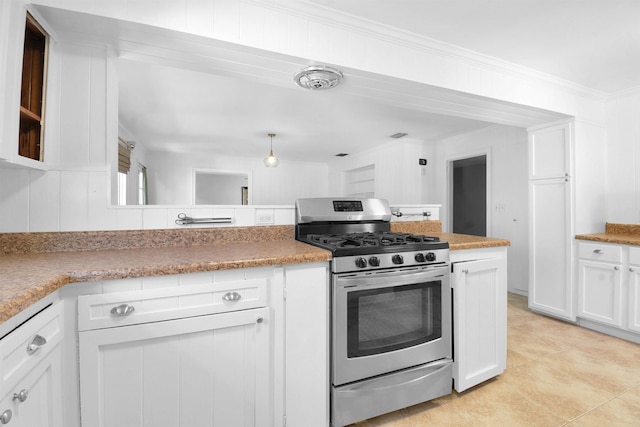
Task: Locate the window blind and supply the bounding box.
[118,137,131,174]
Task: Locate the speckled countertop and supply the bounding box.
[0,222,509,325]
[575,223,640,246]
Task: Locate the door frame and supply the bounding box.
[446,149,492,235]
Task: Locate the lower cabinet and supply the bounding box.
[0,350,63,427]
[577,241,640,341]
[451,247,507,393]
[0,301,64,427]
[79,307,271,427]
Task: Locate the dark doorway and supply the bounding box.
[452,155,487,236]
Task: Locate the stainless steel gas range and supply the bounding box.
[294,198,453,427]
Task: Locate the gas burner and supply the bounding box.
[309,232,439,249]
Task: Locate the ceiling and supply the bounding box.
[308,0,640,94]
[38,2,636,163]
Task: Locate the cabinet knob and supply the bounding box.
[614,266,620,270]
[26,334,47,355]
[593,249,604,254]
[256,317,264,324]
[630,267,635,272]
[222,292,242,302]
[110,304,135,317]
[12,389,28,403]
[0,410,11,424]
[462,269,469,274]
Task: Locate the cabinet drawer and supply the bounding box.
[577,242,622,263]
[0,301,64,397]
[78,278,268,331]
[629,247,640,266]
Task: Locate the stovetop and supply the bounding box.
[306,232,444,253]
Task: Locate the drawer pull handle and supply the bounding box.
[26,334,47,355]
[462,269,469,274]
[12,390,28,403]
[223,292,242,302]
[0,410,11,424]
[593,249,604,254]
[110,304,135,317]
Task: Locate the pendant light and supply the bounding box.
[264,133,279,168]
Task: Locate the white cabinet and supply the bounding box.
[577,242,623,327]
[451,247,507,393]
[77,274,273,427]
[0,301,64,427]
[528,120,575,321]
[627,247,640,333]
[79,307,270,427]
[576,241,640,342]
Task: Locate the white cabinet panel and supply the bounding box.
[528,121,571,180]
[529,177,573,320]
[628,263,640,333]
[79,307,271,427]
[578,260,623,327]
[451,250,507,393]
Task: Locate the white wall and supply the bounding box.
[0,0,612,233]
[433,125,530,293]
[328,138,437,204]
[605,89,640,224]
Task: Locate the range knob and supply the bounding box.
[368,256,380,267]
[355,257,367,268]
[415,253,426,263]
[392,254,404,265]
[425,252,437,262]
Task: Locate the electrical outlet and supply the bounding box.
[495,204,506,212]
[255,210,274,225]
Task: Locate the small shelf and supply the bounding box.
[20,106,41,123]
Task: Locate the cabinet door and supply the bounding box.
[0,349,63,427]
[452,257,507,392]
[578,260,623,327]
[627,265,640,333]
[528,121,571,180]
[79,308,270,427]
[529,177,574,320]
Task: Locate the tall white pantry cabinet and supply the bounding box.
[528,120,575,320]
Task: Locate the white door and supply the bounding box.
[79,308,270,427]
[0,349,63,427]
[578,260,623,327]
[452,257,507,392]
[627,264,640,333]
[529,177,574,320]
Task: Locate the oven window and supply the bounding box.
[347,282,442,358]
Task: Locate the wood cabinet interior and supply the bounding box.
[19,15,48,161]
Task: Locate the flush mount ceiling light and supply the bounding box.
[264,133,279,168]
[293,65,343,90]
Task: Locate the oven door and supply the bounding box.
[332,264,451,386]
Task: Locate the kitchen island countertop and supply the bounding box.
[0,224,509,326]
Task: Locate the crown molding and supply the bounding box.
[248,0,607,102]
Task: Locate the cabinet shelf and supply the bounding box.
[20,106,41,123]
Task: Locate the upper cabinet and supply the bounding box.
[0,2,51,170]
[18,14,48,162]
[528,120,572,180]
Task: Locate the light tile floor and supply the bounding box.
[349,293,640,426]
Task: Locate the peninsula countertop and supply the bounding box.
[0,223,509,325]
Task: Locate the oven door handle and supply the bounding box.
[337,359,452,393]
[336,267,449,289]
